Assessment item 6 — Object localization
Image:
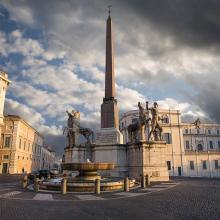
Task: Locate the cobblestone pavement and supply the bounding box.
[0,177,220,220]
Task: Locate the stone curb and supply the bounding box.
[0,182,179,202]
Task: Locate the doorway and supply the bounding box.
[178,167,182,176]
[2,163,8,174]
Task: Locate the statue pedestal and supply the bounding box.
[128,141,169,182]
[95,128,123,145]
[64,147,74,163]
[93,128,127,177]
[64,145,92,163]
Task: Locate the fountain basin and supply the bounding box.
[39,177,136,192]
[61,162,115,181]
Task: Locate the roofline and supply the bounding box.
[4,114,44,138]
[182,122,220,127]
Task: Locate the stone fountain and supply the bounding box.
[39,110,135,192]
[61,162,115,180]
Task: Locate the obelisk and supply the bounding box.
[101,9,119,129]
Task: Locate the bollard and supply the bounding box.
[22,175,28,189]
[61,178,67,195]
[141,175,146,188]
[124,177,129,192]
[146,174,150,186]
[34,176,39,192]
[95,179,101,195]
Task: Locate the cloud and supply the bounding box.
[157,98,207,120]
[1,0,34,25]
[4,98,45,126]
[4,98,65,154]
[1,0,220,154]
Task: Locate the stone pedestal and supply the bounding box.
[128,141,169,182]
[93,128,126,177]
[64,145,91,163]
[92,144,128,177]
[64,147,74,163]
[95,128,123,145]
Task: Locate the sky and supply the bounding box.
[0,0,220,155]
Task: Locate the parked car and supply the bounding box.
[28,170,39,181]
[38,169,51,179]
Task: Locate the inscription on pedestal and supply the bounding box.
[96,132,118,145]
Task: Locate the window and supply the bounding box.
[3,155,9,160]
[18,156,20,159]
[121,122,124,129]
[185,129,188,134]
[19,139,22,149]
[163,133,172,144]
[209,141,213,149]
[214,160,219,169]
[197,129,200,134]
[28,143,30,152]
[185,140,190,149]
[190,161,194,170]
[217,130,220,135]
[208,130,211,135]
[4,136,11,148]
[23,141,26,150]
[218,141,220,150]
[202,161,207,170]
[167,161,171,170]
[197,144,203,151]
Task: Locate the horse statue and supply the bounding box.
[79,127,94,144]
[63,110,94,147]
[127,102,148,142]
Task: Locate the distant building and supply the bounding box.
[0,115,44,174]
[40,146,55,170]
[0,70,10,144]
[120,109,220,178]
[0,70,58,174]
[183,122,220,178]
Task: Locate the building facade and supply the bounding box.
[40,146,55,170]
[182,122,220,178]
[0,70,10,146]
[120,109,220,178]
[0,115,44,174]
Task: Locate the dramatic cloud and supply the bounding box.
[1,0,219,154]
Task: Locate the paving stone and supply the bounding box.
[75,194,105,200]
[33,193,54,201]
[115,192,141,197]
[0,191,22,198]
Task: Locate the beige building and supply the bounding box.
[120,109,220,178]
[40,146,55,170]
[0,70,10,145]
[0,115,44,174]
[183,122,220,178]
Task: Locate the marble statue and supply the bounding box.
[64,110,94,147]
[193,118,201,129]
[64,110,80,148]
[147,102,163,141]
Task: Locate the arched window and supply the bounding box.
[197,144,203,151]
